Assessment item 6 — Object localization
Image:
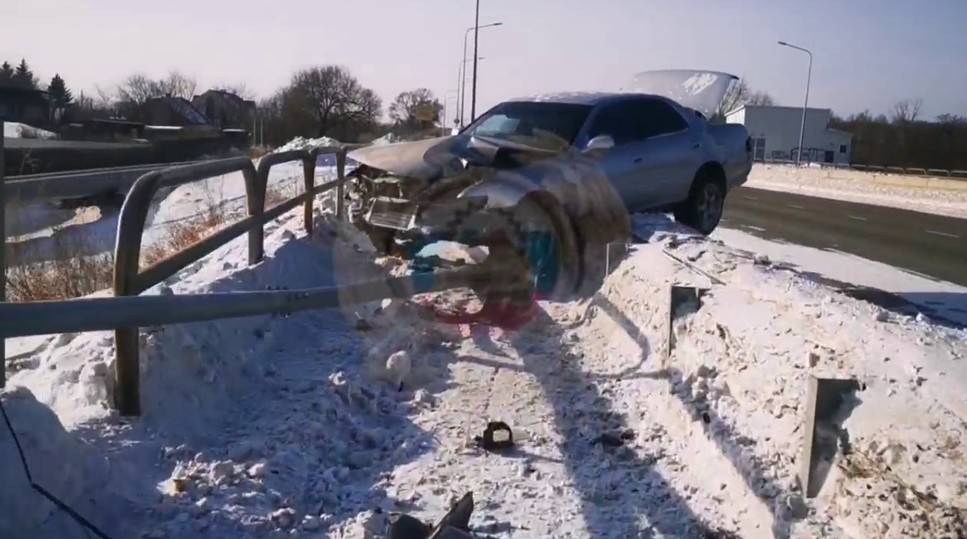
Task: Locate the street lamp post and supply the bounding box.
[778,40,813,166]
[459,21,502,127]
[457,57,484,129]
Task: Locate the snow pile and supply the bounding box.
[746,164,967,219]
[274,136,341,153]
[368,133,399,146]
[3,198,966,537]
[3,121,58,139]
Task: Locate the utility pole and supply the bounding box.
[778,40,813,166]
[459,20,502,127]
[1,121,5,387]
[471,0,480,122]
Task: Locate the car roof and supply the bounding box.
[509,92,668,106]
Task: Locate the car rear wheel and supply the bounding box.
[674,170,725,235]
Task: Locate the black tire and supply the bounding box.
[674,170,725,235]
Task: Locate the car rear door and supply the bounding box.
[631,99,701,208]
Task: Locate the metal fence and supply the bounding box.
[755,157,967,179]
[1,138,448,415]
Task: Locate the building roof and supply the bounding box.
[727,104,832,116]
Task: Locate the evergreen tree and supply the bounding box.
[12,59,38,90]
[0,61,14,86]
[47,74,73,107]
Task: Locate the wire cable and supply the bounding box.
[0,398,114,539]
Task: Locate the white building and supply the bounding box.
[726,105,852,164]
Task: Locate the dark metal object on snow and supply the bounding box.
[801,375,861,498]
[476,421,514,452]
[667,285,709,356]
[387,492,475,539]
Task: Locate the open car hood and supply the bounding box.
[627,69,739,117]
[349,136,461,181]
[348,135,560,181]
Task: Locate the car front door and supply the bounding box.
[584,101,650,209]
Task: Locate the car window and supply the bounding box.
[587,102,641,146]
[636,100,688,138]
[464,102,592,145]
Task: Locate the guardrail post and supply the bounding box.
[303,150,316,234]
[112,172,162,416]
[336,149,346,220]
[246,165,265,264]
[1,120,6,387]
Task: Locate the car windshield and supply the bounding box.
[463,101,592,149]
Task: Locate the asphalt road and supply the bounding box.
[721,187,967,286]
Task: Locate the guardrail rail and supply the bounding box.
[0,140,408,415]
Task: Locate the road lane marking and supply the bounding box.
[744,225,767,232]
[847,215,868,222]
[925,229,961,239]
[786,204,806,210]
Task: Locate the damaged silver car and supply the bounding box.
[347,70,753,307]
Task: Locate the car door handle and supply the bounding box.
[633,157,644,163]
[692,143,701,149]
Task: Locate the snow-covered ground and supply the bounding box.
[745,164,967,219]
[3,191,966,538]
[712,227,967,327]
[3,121,58,139]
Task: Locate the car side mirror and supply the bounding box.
[584,135,615,153]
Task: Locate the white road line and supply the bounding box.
[744,225,767,232]
[786,204,806,210]
[925,229,961,239]
[847,215,868,222]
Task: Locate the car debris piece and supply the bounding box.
[801,375,861,498]
[475,421,514,452]
[386,492,475,539]
[667,285,710,356]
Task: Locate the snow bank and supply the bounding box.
[3,199,965,537]
[368,133,399,146]
[3,121,58,139]
[746,164,967,219]
[274,136,341,153]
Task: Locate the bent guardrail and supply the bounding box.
[1,144,354,414]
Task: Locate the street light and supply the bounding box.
[778,40,813,166]
[459,20,502,127]
[457,56,485,128]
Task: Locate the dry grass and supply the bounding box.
[141,177,232,267]
[5,237,115,302]
[265,182,300,209]
[141,209,226,268]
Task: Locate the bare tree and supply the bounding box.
[891,98,923,124]
[747,91,775,106]
[117,71,198,105]
[389,88,443,130]
[214,82,255,100]
[716,80,775,118]
[287,66,382,137]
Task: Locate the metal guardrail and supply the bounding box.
[756,158,967,179]
[0,142,367,414]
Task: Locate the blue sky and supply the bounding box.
[3,0,966,120]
